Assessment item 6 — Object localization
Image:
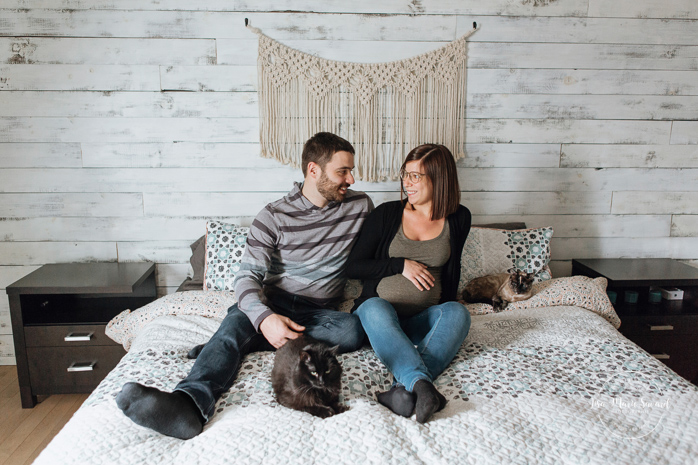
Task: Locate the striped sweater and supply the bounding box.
[234,182,374,330]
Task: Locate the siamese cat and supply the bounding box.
[462,270,535,311]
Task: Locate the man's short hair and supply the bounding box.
[301,132,355,176]
[401,144,461,220]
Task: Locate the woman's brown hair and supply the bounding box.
[401,144,460,220]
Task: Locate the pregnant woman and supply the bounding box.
[347,144,472,423]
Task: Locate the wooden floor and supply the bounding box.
[0,366,88,465]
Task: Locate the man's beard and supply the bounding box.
[317,170,348,203]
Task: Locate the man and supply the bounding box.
[116,132,374,439]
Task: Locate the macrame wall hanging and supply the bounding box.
[247,24,478,182]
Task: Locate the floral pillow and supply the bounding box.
[458,226,554,295]
[204,221,249,291]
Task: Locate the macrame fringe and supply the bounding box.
[250,25,478,182]
[521,0,556,5]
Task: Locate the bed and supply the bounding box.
[32,224,698,465]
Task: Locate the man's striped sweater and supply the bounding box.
[234,182,374,330]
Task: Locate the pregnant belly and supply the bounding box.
[376,273,442,317]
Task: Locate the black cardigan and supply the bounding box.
[346,200,472,312]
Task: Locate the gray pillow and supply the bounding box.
[472,222,527,230]
[190,235,205,282]
[176,235,205,292]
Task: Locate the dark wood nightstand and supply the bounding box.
[6,262,156,408]
[572,258,698,384]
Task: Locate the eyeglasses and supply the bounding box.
[399,169,426,184]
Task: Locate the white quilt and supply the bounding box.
[34,299,698,465]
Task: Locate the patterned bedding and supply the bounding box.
[34,281,698,465]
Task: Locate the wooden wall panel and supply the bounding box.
[0,38,216,65]
[551,237,698,260]
[0,265,39,357]
[472,215,672,238]
[455,16,698,44]
[0,335,15,363]
[117,241,196,264]
[460,144,560,168]
[612,192,698,214]
[0,266,41,289]
[0,167,300,192]
[561,145,698,168]
[469,95,698,120]
[672,216,698,237]
[0,1,590,16]
[465,119,671,144]
[468,69,698,96]
[0,243,117,265]
[157,264,193,288]
[0,92,259,118]
[0,65,161,91]
[670,122,698,144]
[1,11,459,40]
[81,142,268,168]
[1,0,697,351]
[0,300,11,335]
[0,142,82,167]
[0,117,259,143]
[0,218,208,242]
[0,193,144,218]
[588,0,698,19]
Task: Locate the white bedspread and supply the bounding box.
[35,305,698,465]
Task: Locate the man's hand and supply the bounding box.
[402,259,435,291]
[259,314,305,348]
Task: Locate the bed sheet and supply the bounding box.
[34,304,698,465]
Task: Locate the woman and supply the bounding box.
[346,144,471,423]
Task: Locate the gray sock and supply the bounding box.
[116,382,204,440]
[376,385,416,417]
[412,380,446,424]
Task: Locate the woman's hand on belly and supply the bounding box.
[401,259,435,291]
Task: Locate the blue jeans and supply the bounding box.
[175,292,365,421]
[355,297,471,391]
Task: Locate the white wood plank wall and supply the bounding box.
[1,0,697,364]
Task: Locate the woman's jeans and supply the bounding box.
[355,297,471,392]
[175,292,365,421]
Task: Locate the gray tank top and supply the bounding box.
[376,222,451,317]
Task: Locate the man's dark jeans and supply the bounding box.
[175,292,365,421]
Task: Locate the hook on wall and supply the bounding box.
[473,21,477,29]
[245,18,249,26]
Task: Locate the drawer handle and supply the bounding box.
[64,332,94,342]
[67,361,96,372]
[648,325,673,331]
[652,353,670,360]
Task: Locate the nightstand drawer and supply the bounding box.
[24,324,118,348]
[621,331,674,354]
[619,314,698,337]
[27,345,126,394]
[620,317,698,382]
[639,340,698,380]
